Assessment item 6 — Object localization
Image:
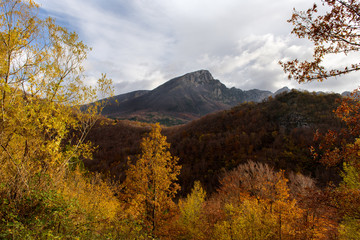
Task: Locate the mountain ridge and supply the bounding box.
[99,70,352,125]
[101,70,273,125]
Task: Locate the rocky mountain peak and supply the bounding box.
[274,86,290,96]
[99,70,275,125]
[179,70,216,86]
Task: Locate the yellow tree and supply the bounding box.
[0,0,115,238]
[212,161,332,240]
[178,180,207,239]
[122,123,181,238]
[0,0,112,197]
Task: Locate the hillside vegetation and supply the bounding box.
[86,90,345,195]
[83,90,351,238]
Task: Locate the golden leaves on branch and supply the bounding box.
[281,1,360,237]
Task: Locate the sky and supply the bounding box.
[37,0,360,95]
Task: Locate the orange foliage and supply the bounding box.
[205,161,336,239]
[121,123,181,238]
[280,0,360,82]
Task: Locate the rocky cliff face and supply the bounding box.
[100,70,273,125]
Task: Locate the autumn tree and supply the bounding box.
[280,0,360,238]
[280,0,360,83]
[178,180,207,239]
[0,0,116,238]
[211,161,298,239]
[122,123,181,238]
[211,161,334,239]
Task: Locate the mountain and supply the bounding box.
[341,91,351,97]
[100,70,272,125]
[85,90,345,196]
[273,86,290,96]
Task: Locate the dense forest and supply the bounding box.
[86,90,345,195]
[1,0,360,239]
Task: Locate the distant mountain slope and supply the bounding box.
[100,70,272,125]
[85,90,346,196]
[99,90,149,116]
[165,90,345,194]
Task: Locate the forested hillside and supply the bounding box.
[86,90,345,195]
[82,90,353,238]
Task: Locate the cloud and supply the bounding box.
[195,34,312,91]
[37,0,360,94]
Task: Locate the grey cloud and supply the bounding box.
[37,0,360,95]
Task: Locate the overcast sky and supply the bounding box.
[37,0,360,95]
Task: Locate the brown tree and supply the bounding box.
[281,1,360,238]
[280,0,360,83]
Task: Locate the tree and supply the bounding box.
[0,0,115,238]
[211,161,335,239]
[178,180,207,239]
[0,0,112,198]
[213,162,294,239]
[122,123,181,238]
[280,0,360,83]
[280,1,360,238]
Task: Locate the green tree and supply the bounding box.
[122,123,181,238]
